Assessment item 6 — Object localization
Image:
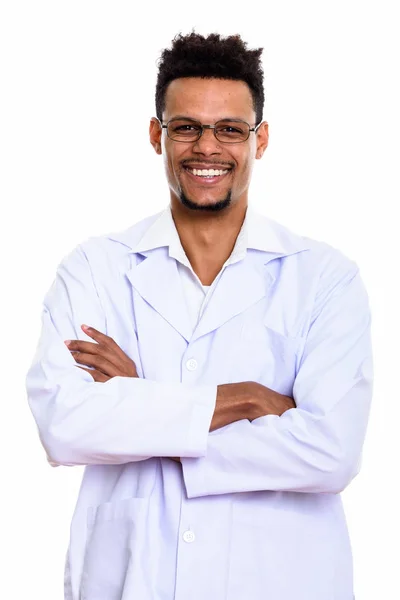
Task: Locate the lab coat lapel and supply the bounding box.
[191,252,274,343]
[110,207,310,345]
[125,247,193,343]
[126,249,283,345]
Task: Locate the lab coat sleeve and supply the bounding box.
[181,264,373,497]
[25,244,217,467]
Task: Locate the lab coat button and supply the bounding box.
[186,359,198,371]
[183,530,195,543]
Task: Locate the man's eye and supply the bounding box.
[175,125,197,131]
[220,126,243,134]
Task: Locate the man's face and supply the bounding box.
[150,78,269,212]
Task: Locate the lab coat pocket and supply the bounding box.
[80,497,149,600]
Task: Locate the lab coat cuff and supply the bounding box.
[185,385,217,457]
[181,456,208,497]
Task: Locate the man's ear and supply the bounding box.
[255,121,269,159]
[149,118,162,155]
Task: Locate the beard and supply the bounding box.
[179,189,232,212]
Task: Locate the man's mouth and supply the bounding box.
[183,166,232,183]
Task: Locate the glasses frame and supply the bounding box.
[158,117,262,144]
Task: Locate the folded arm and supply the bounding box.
[181,264,373,497]
[26,245,217,467]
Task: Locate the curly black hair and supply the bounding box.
[155,32,265,124]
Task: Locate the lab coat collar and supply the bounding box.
[108,204,310,257]
[107,206,310,343]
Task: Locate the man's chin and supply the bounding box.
[179,190,232,212]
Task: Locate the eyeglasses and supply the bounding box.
[160,117,262,144]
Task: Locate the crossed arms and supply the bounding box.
[25,245,373,497]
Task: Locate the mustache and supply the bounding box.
[181,160,234,169]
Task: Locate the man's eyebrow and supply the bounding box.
[167,115,198,121]
[167,115,248,122]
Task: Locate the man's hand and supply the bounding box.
[211,381,296,432]
[65,324,138,382]
[65,326,181,462]
[168,384,294,464]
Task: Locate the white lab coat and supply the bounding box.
[26,206,372,600]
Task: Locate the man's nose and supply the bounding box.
[192,128,222,154]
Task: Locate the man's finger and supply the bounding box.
[71,351,120,377]
[75,365,110,383]
[65,339,126,372]
[80,325,132,360]
[65,340,100,353]
[80,324,114,347]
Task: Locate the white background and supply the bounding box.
[1,1,399,598]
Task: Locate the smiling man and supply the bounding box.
[26,33,373,600]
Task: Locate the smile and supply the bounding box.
[183,166,232,184]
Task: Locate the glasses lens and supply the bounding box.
[167,119,201,141]
[215,120,250,143]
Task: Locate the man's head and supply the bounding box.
[149,32,269,213]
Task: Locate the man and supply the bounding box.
[26,32,373,600]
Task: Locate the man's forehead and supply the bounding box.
[164,77,254,119]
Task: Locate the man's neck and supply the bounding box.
[170,199,247,286]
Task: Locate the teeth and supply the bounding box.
[188,168,228,177]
